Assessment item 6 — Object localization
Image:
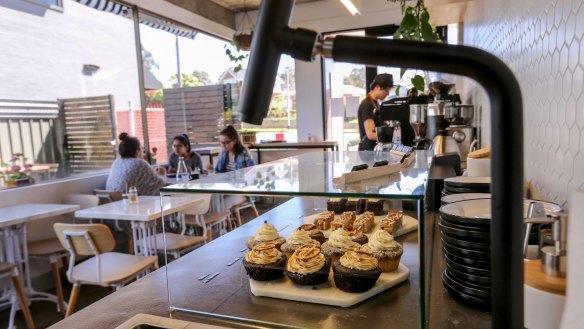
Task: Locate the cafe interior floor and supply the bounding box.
[0,197,286,329]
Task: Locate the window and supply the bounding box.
[23,0,63,10]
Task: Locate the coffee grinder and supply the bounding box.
[409,104,432,149]
[445,104,476,165]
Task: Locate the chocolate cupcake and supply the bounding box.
[246,221,286,250]
[321,228,360,263]
[333,250,381,293]
[243,243,287,281]
[299,224,327,244]
[361,230,403,272]
[286,245,331,286]
[327,198,347,214]
[347,229,368,245]
[280,228,321,258]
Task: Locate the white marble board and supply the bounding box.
[249,264,409,307]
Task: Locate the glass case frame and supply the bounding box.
[160,150,432,328]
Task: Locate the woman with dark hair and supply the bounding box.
[357,73,394,151]
[168,134,203,174]
[105,133,166,195]
[213,125,255,173]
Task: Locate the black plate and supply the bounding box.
[442,247,491,269]
[444,253,491,277]
[441,238,490,260]
[440,232,490,251]
[443,269,491,299]
[447,263,491,286]
[444,177,491,189]
[443,185,491,194]
[442,270,491,311]
[438,221,490,241]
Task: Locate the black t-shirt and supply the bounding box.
[357,97,382,151]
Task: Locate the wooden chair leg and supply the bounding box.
[11,272,35,329]
[226,216,233,232]
[66,283,81,317]
[207,227,213,242]
[234,208,242,227]
[251,202,259,217]
[51,261,66,316]
[128,239,134,255]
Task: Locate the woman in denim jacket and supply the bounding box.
[214,125,255,173]
[211,125,256,213]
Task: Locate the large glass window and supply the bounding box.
[0,0,138,189]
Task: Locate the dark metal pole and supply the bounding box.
[241,1,524,327]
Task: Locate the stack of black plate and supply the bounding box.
[442,176,491,197]
[439,199,492,311]
[438,198,562,311]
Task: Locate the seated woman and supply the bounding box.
[214,125,255,173]
[106,133,166,196]
[167,134,203,174]
[211,125,256,211]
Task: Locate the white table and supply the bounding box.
[0,203,80,328]
[74,195,204,257]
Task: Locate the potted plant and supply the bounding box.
[3,153,34,187]
[224,2,254,72]
[390,0,441,95]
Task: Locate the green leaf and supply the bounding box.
[411,75,425,91]
[421,21,440,42]
[400,68,407,79]
[395,85,401,96]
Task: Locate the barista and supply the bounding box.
[357,73,394,151]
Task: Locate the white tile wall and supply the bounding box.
[463,0,584,206]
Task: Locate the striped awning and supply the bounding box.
[75,0,198,39]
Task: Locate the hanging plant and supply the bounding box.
[390,0,441,95]
[224,0,254,72]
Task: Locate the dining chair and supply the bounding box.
[92,189,125,233]
[184,195,232,241]
[53,223,158,317]
[26,194,100,316]
[0,263,35,329]
[231,198,259,227]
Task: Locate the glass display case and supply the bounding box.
[160,150,433,329]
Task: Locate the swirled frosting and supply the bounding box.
[328,228,360,249]
[287,245,326,274]
[367,230,399,252]
[245,243,283,265]
[254,221,280,242]
[287,229,320,247]
[339,250,378,270]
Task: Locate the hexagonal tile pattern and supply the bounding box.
[464,0,584,206]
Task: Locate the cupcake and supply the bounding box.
[333,250,381,293]
[280,228,321,258]
[285,245,331,286]
[242,243,287,281]
[361,230,403,272]
[299,224,327,244]
[320,228,360,263]
[347,229,368,245]
[246,221,286,250]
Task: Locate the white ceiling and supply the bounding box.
[208,0,323,12]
